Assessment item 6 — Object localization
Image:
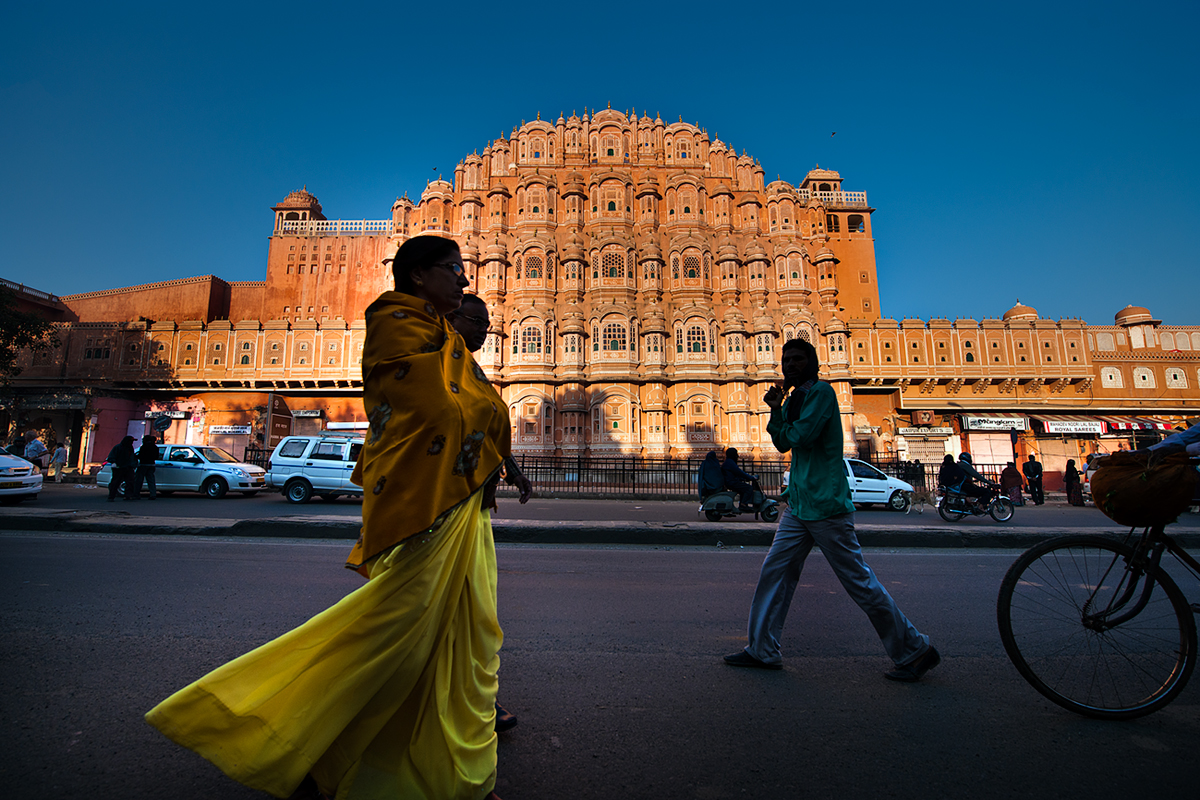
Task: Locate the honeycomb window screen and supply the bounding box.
[602,323,627,351]
[602,251,623,278]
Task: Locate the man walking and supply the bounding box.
[1023,454,1044,505]
[724,338,940,682]
[49,441,68,482]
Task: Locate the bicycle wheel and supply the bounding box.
[997,535,1196,719]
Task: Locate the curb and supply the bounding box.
[2,508,1198,548]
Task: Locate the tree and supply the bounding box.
[0,283,60,382]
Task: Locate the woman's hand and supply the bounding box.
[504,456,534,504]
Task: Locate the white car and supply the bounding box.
[266,434,364,503]
[782,458,914,511]
[0,451,43,505]
[97,445,266,498]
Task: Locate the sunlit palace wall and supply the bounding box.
[8,109,1199,473]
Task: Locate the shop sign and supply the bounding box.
[899,427,954,436]
[16,394,87,410]
[266,393,293,447]
[1043,420,1104,434]
[291,409,324,417]
[210,425,252,435]
[963,416,1027,431]
[854,426,874,434]
[145,410,190,419]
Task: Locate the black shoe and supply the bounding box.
[495,701,518,732]
[724,650,782,670]
[885,645,941,682]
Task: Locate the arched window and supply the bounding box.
[684,255,700,278]
[603,323,627,351]
[603,250,624,278]
[521,326,542,354]
[240,355,250,365]
[686,325,707,353]
[848,214,865,233]
[526,254,542,279]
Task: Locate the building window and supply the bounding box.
[240,355,250,365]
[603,323,627,351]
[1100,368,1123,388]
[1133,367,1156,388]
[686,326,707,353]
[1166,369,1187,389]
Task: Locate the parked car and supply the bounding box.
[0,451,43,505]
[266,434,364,503]
[97,445,266,498]
[782,458,913,511]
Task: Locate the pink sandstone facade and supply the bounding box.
[4,110,1197,484]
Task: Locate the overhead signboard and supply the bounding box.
[291,409,324,417]
[145,410,190,419]
[963,415,1027,431]
[1043,420,1104,434]
[210,425,252,435]
[898,427,954,436]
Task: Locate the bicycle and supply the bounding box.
[996,454,1200,719]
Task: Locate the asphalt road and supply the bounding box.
[2,532,1198,800]
[21,482,1158,528]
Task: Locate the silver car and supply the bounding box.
[0,451,43,505]
[782,458,914,511]
[97,445,266,498]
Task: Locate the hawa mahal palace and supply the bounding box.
[6,109,1198,483]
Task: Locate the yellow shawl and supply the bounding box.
[346,291,509,574]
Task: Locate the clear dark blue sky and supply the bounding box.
[2,1,1196,325]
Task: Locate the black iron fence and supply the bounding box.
[492,455,791,499]
[242,446,271,470]
[236,445,1007,500]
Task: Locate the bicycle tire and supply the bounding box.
[997,535,1196,720]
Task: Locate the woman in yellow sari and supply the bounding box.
[146,235,529,800]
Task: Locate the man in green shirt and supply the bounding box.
[724,338,940,682]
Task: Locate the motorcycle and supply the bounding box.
[937,484,1014,522]
[700,478,780,523]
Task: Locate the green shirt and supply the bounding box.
[768,381,855,521]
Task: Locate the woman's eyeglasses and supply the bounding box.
[430,261,466,277]
[452,313,488,327]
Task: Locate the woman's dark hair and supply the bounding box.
[943,454,955,466]
[781,337,820,390]
[391,236,461,295]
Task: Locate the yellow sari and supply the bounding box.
[146,292,511,799]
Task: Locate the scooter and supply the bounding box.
[700,479,780,523]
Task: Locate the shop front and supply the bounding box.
[960,414,1027,468]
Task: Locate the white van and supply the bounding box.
[266,433,364,503]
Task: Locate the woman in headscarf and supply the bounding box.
[146,235,529,800]
[106,435,137,501]
[999,461,1024,506]
[1064,458,1083,506]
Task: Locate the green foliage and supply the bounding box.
[0,284,60,382]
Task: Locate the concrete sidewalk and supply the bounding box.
[3,504,1198,548]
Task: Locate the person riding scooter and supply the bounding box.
[722,448,759,512]
[699,451,726,500]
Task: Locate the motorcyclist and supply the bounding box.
[721,447,759,512]
[957,452,1000,508]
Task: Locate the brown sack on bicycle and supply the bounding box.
[1090,450,1198,527]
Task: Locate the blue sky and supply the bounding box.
[2,1,1196,325]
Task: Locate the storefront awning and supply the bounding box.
[1031,414,1106,434]
[961,413,1028,431]
[1098,416,1176,431]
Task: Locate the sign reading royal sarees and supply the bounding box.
[1043,419,1104,434]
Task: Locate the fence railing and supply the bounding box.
[236,447,1008,499]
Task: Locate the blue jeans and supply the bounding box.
[744,508,930,667]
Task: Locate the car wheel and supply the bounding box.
[285,479,313,504]
[242,491,259,498]
[318,493,341,502]
[888,491,911,512]
[201,477,228,499]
